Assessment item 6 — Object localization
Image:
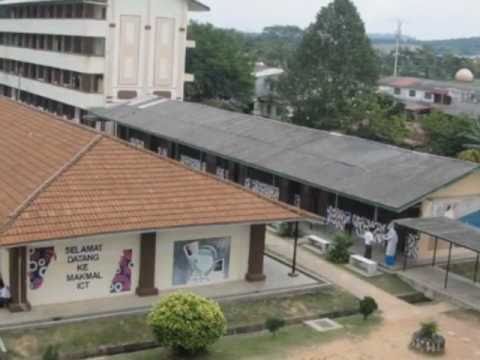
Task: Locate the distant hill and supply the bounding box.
[422,37,480,56]
[369,34,480,57]
[369,33,417,44]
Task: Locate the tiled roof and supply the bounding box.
[0,99,308,246]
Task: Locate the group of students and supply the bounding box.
[362,224,399,267]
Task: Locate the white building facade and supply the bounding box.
[0,0,208,122]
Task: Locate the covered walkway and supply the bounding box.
[396,217,480,289]
[400,266,480,311]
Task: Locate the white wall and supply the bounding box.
[105,0,189,101]
[0,19,108,37]
[156,225,250,291]
[0,46,105,74]
[18,224,250,306]
[27,233,140,306]
[0,72,105,108]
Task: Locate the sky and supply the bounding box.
[192,0,479,40]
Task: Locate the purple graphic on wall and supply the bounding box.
[29,247,56,290]
[110,249,133,294]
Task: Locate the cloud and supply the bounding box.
[192,0,479,40]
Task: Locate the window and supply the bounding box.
[394,87,401,95]
[409,89,416,97]
[425,92,433,100]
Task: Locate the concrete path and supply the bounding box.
[266,233,453,321]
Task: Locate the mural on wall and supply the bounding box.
[245,178,279,201]
[326,206,387,243]
[406,232,420,259]
[157,146,168,157]
[172,237,231,286]
[431,196,480,220]
[29,247,57,290]
[180,154,206,171]
[216,167,229,180]
[110,249,134,294]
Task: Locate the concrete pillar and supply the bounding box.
[238,165,248,186]
[74,107,81,124]
[9,247,30,312]
[228,161,236,182]
[205,153,217,175]
[278,177,291,204]
[136,233,159,297]
[300,184,314,212]
[316,189,330,218]
[245,224,266,282]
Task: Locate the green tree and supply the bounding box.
[348,94,409,145]
[148,292,226,355]
[359,296,378,320]
[458,149,480,163]
[279,0,379,130]
[250,26,304,67]
[421,111,471,156]
[465,118,480,149]
[326,233,353,264]
[185,22,255,108]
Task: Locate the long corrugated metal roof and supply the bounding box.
[395,217,480,253]
[91,99,479,212]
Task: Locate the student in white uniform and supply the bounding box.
[363,228,375,259]
[383,224,399,267]
[0,279,11,307]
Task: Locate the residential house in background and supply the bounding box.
[378,69,480,119]
[0,0,208,125]
[252,62,284,120]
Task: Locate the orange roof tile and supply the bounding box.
[0,99,310,246]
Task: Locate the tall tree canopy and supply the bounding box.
[279,0,379,130]
[185,22,255,107]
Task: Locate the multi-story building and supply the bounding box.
[0,0,208,124]
[252,62,284,120]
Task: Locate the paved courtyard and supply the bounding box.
[266,232,480,359]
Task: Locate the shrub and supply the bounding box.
[42,345,59,360]
[265,317,286,336]
[420,321,439,339]
[326,233,353,264]
[359,296,378,320]
[147,292,226,355]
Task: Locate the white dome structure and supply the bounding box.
[455,68,475,82]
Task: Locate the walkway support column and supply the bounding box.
[444,242,453,289]
[136,233,159,296]
[432,237,438,266]
[289,222,299,278]
[246,224,266,282]
[9,247,30,312]
[474,253,480,284]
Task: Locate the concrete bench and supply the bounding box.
[307,235,331,254]
[349,254,378,277]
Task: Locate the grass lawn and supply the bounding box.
[340,265,416,296]
[111,314,381,360]
[1,288,358,359]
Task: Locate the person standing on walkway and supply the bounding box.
[363,228,375,259]
[383,224,399,267]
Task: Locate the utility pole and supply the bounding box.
[393,20,403,77]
